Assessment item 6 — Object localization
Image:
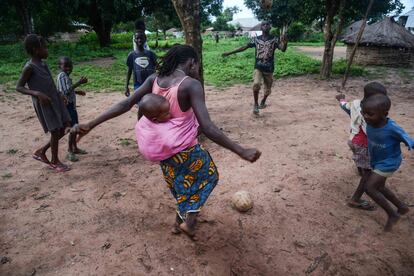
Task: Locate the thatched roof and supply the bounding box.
[342,17,414,49]
[341,20,364,38]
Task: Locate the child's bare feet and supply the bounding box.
[32,151,49,164]
[384,214,400,232]
[398,206,409,215]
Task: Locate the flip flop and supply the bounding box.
[66,152,79,162]
[49,163,71,173]
[253,106,260,115]
[32,154,50,165]
[347,200,376,211]
[258,103,267,109]
[74,148,88,155]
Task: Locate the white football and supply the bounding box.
[231,190,253,212]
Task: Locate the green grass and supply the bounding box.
[2,172,13,179]
[0,33,363,92]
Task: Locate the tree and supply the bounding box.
[246,0,404,78]
[212,6,240,31]
[200,0,224,28]
[244,0,303,31]
[146,8,180,41]
[171,0,204,84]
[302,0,404,78]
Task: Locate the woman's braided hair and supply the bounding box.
[157,44,198,77]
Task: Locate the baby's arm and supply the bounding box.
[335,94,351,116]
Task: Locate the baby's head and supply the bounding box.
[138,94,171,123]
[361,93,391,126]
[363,82,387,101]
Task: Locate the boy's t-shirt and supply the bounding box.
[126,50,157,88]
[56,71,75,104]
[248,35,280,73]
[366,118,414,172]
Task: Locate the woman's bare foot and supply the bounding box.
[179,222,198,241]
[171,222,181,234]
[398,206,409,215]
[384,214,400,232]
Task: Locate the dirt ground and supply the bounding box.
[294,46,347,60]
[1,73,413,276]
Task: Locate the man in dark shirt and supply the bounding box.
[223,21,287,115]
[125,31,157,97]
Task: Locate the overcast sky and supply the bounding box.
[222,0,413,19]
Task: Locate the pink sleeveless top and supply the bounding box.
[135,76,199,162]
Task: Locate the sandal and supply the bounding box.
[347,200,376,211]
[66,152,79,162]
[49,163,71,173]
[253,106,260,115]
[32,154,50,165]
[74,148,88,155]
[258,103,267,109]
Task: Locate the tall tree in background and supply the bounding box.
[212,6,240,31]
[171,0,204,84]
[246,0,404,79]
[245,0,302,32]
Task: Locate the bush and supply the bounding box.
[287,22,306,42]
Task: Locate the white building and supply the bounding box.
[228,18,262,37]
[399,8,414,33]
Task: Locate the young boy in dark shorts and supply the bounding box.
[222,21,288,115]
[361,93,413,231]
[56,56,88,162]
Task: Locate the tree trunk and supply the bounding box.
[15,0,34,35]
[341,0,373,89]
[163,30,167,40]
[155,30,159,48]
[171,0,204,85]
[320,0,345,79]
[88,0,112,47]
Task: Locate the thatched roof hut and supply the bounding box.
[340,20,364,39]
[342,17,414,67]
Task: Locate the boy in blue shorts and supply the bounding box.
[125,31,157,97]
[361,93,413,231]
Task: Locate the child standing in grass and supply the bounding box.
[335,82,387,211]
[16,34,71,172]
[222,21,287,115]
[125,31,157,97]
[361,93,412,231]
[56,56,88,162]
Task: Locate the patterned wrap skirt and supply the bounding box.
[160,144,219,219]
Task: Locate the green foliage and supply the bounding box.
[287,22,306,42]
[212,6,240,31]
[0,35,364,91]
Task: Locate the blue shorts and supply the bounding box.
[66,102,79,127]
[134,83,141,91]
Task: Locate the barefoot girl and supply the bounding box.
[72,45,261,239]
[16,34,71,172]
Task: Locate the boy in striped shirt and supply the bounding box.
[57,56,88,162]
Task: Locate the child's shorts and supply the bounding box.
[347,141,370,169]
[66,102,79,127]
[372,169,395,178]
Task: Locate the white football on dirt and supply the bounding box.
[231,190,253,212]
